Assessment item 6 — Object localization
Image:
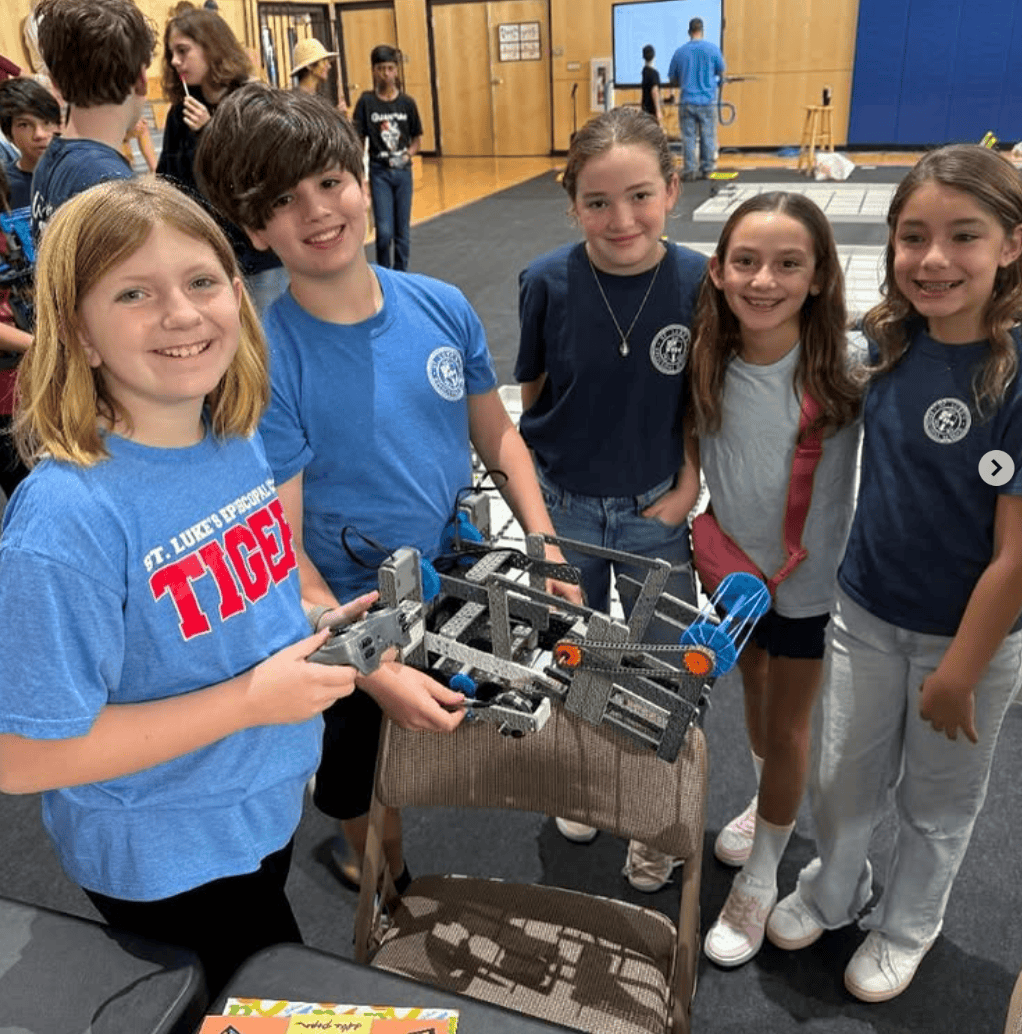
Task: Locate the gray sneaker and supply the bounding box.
[766,889,825,950]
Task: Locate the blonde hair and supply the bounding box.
[863,144,1022,417]
[16,178,269,467]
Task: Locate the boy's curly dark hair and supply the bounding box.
[194,83,365,231]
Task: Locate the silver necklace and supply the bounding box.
[587,251,664,357]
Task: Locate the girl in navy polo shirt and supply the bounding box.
[689,193,863,967]
[767,145,1022,1003]
[515,107,706,892]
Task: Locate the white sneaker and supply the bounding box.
[844,931,932,1003]
[704,871,777,967]
[714,796,757,866]
[554,817,598,843]
[623,839,680,892]
[766,889,825,950]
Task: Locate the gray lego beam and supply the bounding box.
[563,613,628,723]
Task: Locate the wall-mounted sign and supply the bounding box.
[498,22,542,61]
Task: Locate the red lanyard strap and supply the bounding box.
[766,391,824,594]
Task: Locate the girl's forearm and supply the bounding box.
[0,674,252,794]
[938,554,1022,688]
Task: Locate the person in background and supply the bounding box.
[668,17,725,180]
[29,0,153,242]
[122,116,157,173]
[0,162,34,497]
[0,77,61,209]
[157,3,289,314]
[291,37,347,119]
[352,45,422,271]
[640,44,662,125]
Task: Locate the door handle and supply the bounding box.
[491,77,503,85]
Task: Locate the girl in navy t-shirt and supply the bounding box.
[767,145,1022,1003]
[515,106,706,891]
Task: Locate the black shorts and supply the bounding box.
[750,609,830,660]
[311,690,383,820]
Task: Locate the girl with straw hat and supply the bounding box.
[292,37,347,117]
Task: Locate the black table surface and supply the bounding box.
[0,894,206,1034]
[209,943,575,1033]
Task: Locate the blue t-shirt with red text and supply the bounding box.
[0,430,321,901]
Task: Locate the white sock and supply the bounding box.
[752,751,764,788]
[741,815,794,894]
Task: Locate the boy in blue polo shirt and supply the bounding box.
[195,83,581,892]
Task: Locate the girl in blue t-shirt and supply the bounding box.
[0,178,371,995]
[767,145,1022,1003]
[687,192,862,967]
[515,107,707,892]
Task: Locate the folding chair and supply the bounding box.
[353,702,708,1034]
[1006,964,1022,1034]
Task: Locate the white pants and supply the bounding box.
[797,586,1022,950]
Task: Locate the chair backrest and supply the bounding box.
[1006,965,1022,1034]
[374,704,708,863]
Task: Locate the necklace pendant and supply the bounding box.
[619,340,629,357]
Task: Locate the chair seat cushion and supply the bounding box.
[371,874,677,1034]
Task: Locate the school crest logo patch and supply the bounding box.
[923,397,971,444]
[427,346,465,401]
[649,324,691,375]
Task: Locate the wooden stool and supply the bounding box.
[798,105,834,175]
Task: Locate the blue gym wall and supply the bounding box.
[848,0,1022,146]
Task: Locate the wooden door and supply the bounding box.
[338,3,397,108]
[431,0,551,156]
[432,2,494,155]
[487,0,550,155]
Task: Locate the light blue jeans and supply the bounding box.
[797,586,1022,950]
[537,471,695,643]
[681,102,717,176]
